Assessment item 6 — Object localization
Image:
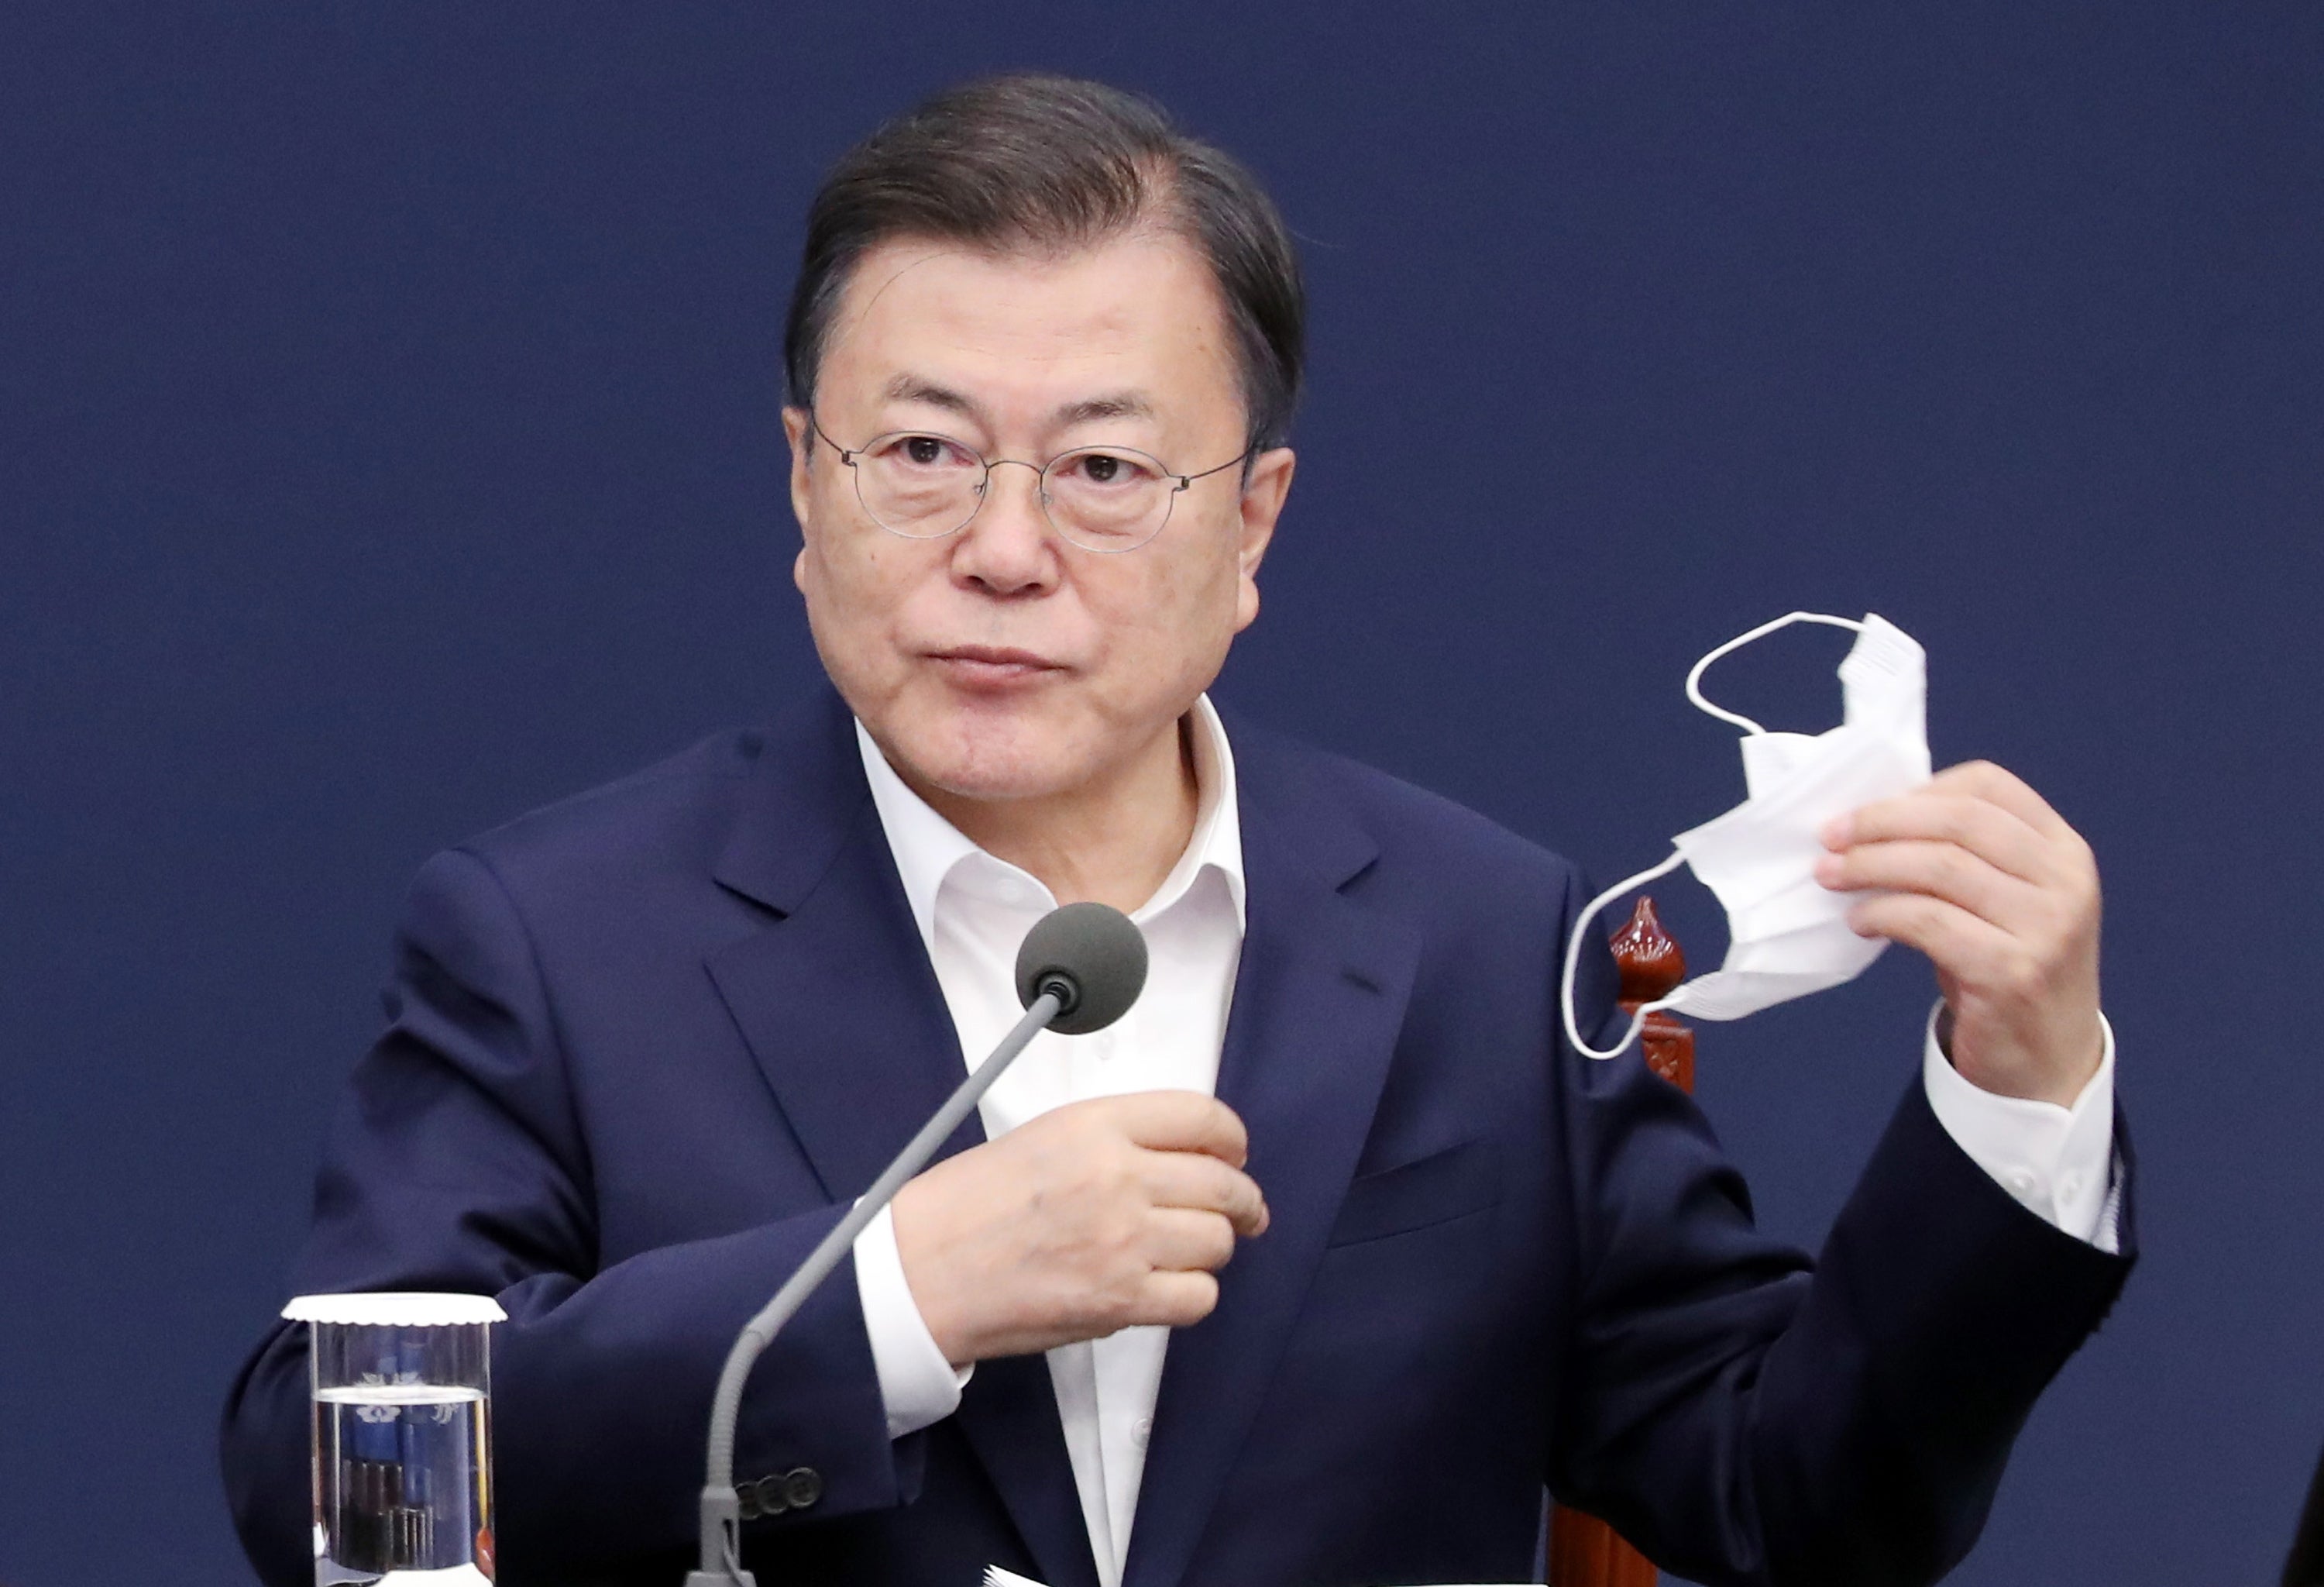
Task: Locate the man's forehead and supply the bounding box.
[837,229,1208,309]
[820,234,1237,411]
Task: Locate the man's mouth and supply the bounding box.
[925,645,1068,686]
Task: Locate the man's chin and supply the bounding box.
[881,715,1094,806]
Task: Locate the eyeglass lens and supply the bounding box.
[851,433,1175,551]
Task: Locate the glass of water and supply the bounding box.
[285,1292,507,1586]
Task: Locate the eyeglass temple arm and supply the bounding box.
[1176,446,1258,489]
[806,415,858,467]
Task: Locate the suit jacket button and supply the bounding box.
[784,1467,823,1510]
[751,1474,791,1516]
[734,1481,764,1522]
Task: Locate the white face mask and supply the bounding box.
[1559,611,1933,1061]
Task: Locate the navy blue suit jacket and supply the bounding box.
[222,689,2133,1586]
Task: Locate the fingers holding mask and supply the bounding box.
[1820,761,2098,945]
[1822,766,2056,890]
[1816,835,2035,928]
[1838,889,2018,988]
[1818,759,2103,1104]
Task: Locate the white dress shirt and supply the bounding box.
[852,697,1244,1587]
[847,697,2117,1587]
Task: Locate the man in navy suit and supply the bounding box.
[222,74,2132,1586]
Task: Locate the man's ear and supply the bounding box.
[782,406,815,536]
[783,408,818,595]
[1232,446,1295,632]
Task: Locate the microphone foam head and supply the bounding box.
[1015,902,1148,1034]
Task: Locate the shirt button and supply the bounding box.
[2061,1172,2085,1200]
[1132,1417,1153,1449]
[2005,1169,2038,1198]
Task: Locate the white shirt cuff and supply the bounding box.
[851,1200,971,1438]
[1921,1001,2120,1253]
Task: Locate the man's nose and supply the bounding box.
[949,460,1057,595]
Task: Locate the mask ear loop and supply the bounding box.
[1560,850,1689,1060]
[1683,611,1865,735]
[1567,612,1869,1061]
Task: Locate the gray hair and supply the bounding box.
[784,73,1306,450]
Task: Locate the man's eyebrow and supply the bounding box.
[875,377,1157,432]
[1054,392,1156,427]
[880,374,983,421]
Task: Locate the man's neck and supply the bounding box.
[911,718,1200,915]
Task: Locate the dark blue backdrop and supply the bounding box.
[4,5,2319,1584]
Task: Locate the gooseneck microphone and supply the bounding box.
[686,902,1148,1587]
[1014,900,1149,1035]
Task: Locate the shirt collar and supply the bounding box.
[855,695,1246,950]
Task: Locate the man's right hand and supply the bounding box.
[888,1090,1270,1368]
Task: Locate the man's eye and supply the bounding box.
[1065,451,1146,486]
[868,434,974,472]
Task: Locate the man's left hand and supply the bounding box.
[1817,760,2104,1107]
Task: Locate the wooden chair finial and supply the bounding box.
[1608,896,1686,1010]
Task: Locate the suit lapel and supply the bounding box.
[1124,732,1421,1587]
[703,689,1097,1587]
[705,694,974,1203]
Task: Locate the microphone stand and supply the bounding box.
[684,987,1065,1587]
